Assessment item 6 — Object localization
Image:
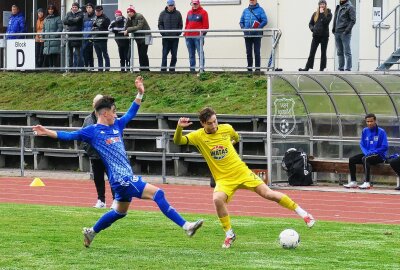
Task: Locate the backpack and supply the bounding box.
[282,148,313,186]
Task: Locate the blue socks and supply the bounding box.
[93,209,126,233]
[92,189,186,233]
[153,189,186,227]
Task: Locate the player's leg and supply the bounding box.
[83,185,133,248]
[213,191,236,248]
[141,182,203,237]
[254,183,315,228]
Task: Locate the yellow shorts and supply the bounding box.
[214,170,264,203]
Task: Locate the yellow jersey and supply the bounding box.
[176,124,250,181]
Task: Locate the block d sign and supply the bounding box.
[6,39,35,70]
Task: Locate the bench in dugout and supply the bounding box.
[309,158,399,187]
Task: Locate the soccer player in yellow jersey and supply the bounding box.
[174,107,315,248]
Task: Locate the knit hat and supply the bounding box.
[86,3,94,8]
[37,8,44,13]
[318,0,327,4]
[127,7,135,13]
[167,0,175,5]
[115,9,122,16]
[191,0,200,4]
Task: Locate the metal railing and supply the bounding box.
[375,4,400,67]
[0,28,282,72]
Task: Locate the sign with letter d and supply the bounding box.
[6,39,35,70]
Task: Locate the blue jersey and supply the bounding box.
[57,102,139,187]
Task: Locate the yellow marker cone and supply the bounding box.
[30,177,45,187]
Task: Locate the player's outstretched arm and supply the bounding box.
[32,125,58,138]
[173,117,192,145]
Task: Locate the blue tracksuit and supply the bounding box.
[360,125,388,160]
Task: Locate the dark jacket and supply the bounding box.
[158,7,183,36]
[63,10,84,47]
[42,15,63,55]
[6,12,25,39]
[81,112,101,159]
[83,12,96,38]
[92,13,110,42]
[109,16,129,47]
[125,13,151,45]
[309,9,332,38]
[332,1,356,34]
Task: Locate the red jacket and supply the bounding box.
[184,6,209,37]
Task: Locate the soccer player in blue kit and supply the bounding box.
[32,76,203,247]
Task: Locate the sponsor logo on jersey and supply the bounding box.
[113,129,119,134]
[105,136,121,145]
[210,145,228,160]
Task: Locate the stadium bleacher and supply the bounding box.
[0,110,270,178]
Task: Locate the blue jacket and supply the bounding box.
[360,125,388,160]
[6,12,25,39]
[83,12,96,38]
[239,3,268,36]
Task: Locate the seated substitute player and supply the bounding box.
[33,76,203,248]
[173,107,315,249]
[344,113,388,189]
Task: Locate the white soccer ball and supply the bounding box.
[279,229,300,249]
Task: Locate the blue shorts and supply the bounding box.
[112,175,147,202]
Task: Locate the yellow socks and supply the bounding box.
[219,215,231,232]
[278,195,298,211]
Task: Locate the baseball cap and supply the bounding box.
[191,0,200,4]
[167,0,175,5]
[95,5,103,11]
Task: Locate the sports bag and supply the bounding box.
[282,148,313,186]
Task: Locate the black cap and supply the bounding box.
[95,5,103,11]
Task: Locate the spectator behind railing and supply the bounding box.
[239,0,268,72]
[184,0,209,72]
[299,0,332,72]
[35,8,45,68]
[92,5,111,72]
[82,3,96,70]
[158,0,183,72]
[124,6,151,72]
[63,2,84,70]
[42,4,62,69]
[6,4,25,40]
[109,10,129,72]
[332,0,356,71]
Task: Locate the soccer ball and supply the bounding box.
[279,229,300,249]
